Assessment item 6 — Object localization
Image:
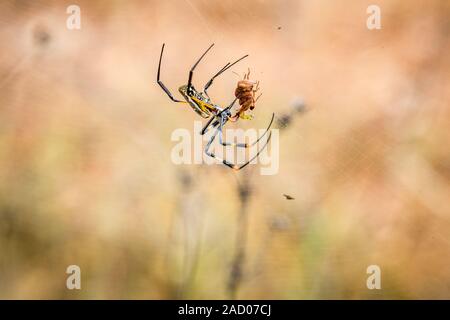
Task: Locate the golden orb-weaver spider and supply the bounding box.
[157,43,274,170]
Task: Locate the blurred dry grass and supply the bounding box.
[0,0,449,299]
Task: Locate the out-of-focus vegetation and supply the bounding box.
[0,0,449,299]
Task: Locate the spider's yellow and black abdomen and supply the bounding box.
[178,85,213,119]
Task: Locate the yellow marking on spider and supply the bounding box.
[239,113,253,120]
[191,96,215,113]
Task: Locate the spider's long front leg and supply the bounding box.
[157,44,185,103]
[187,43,215,93]
[203,55,248,100]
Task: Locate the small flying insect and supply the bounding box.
[157,43,274,170]
[283,194,295,200]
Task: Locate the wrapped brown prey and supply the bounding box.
[230,69,262,121]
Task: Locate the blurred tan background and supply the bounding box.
[0,0,449,299]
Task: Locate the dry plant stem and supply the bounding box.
[172,169,204,299]
[227,103,305,298]
[227,168,252,299]
[178,211,204,298]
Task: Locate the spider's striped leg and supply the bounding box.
[204,126,220,160]
[200,115,220,136]
[218,113,275,148]
[203,55,248,99]
[187,43,215,92]
[200,98,238,135]
[203,63,229,100]
[204,114,273,171]
[157,44,185,103]
[223,131,272,171]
